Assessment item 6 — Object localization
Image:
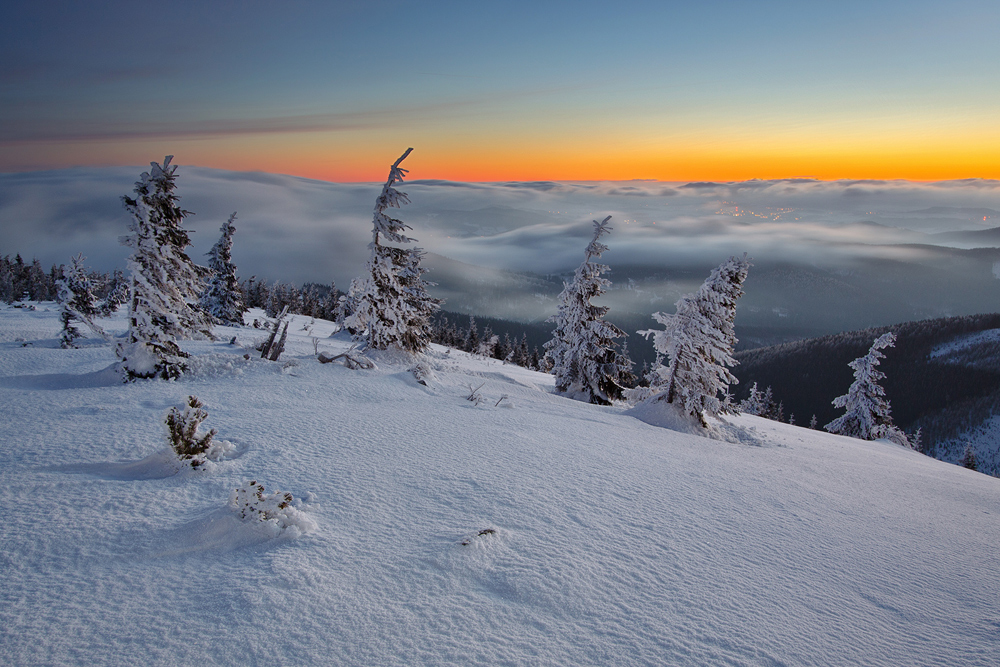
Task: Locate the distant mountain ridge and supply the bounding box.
[930,226,1000,246]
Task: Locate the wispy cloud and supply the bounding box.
[0,105,452,144]
[1,82,581,145]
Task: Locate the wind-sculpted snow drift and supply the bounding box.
[1,303,998,666]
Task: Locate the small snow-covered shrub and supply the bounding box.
[231,480,290,519]
[164,395,234,468]
[229,480,316,535]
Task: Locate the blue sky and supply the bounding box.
[2,1,999,180]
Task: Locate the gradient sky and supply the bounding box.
[2,0,998,182]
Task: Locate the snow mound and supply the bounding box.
[626,398,769,445]
[46,447,181,480]
[182,351,253,378]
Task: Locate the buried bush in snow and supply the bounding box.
[229,480,316,534]
[410,362,431,385]
[460,528,498,546]
[165,395,235,468]
[466,382,486,406]
[317,346,376,369]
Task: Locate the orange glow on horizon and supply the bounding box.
[259,148,1000,184]
[189,129,1000,183]
[3,131,998,184]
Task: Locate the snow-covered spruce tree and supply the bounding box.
[117,156,214,380]
[200,212,245,325]
[544,216,633,405]
[464,315,479,353]
[346,148,441,352]
[630,254,751,426]
[57,254,105,348]
[100,268,129,316]
[738,382,764,415]
[825,332,909,447]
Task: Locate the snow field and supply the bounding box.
[1,304,998,666]
[930,327,1000,359]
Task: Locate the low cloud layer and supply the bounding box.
[3,167,1000,332]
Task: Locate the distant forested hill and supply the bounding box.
[732,313,1000,473]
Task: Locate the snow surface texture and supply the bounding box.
[1,304,999,666]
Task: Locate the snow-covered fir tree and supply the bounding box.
[117,156,214,380]
[630,254,751,426]
[346,148,441,353]
[825,332,910,447]
[464,315,479,353]
[100,268,129,316]
[334,281,358,333]
[57,254,104,348]
[740,382,783,420]
[739,382,765,415]
[200,212,245,325]
[320,283,339,321]
[544,216,633,405]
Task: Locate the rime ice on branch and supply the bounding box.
[346,148,441,353]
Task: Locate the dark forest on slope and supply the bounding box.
[731,313,1000,460]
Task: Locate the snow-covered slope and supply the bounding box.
[1,304,998,666]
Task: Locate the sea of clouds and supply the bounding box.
[3,166,1000,331]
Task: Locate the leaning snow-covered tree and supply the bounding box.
[117,156,214,380]
[200,212,245,325]
[346,148,441,352]
[825,332,909,447]
[57,254,105,348]
[630,254,751,426]
[544,216,633,404]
